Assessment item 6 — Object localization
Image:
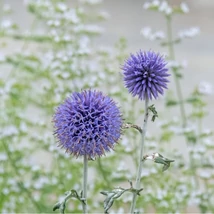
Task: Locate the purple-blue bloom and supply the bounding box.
[122,50,170,100]
[53,90,122,158]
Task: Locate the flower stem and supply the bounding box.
[82,155,88,214]
[130,97,149,213]
[166,15,187,127]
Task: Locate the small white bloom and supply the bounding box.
[64,10,79,24]
[165,7,172,15]
[154,31,165,39]
[167,60,180,69]
[181,59,188,68]
[98,11,110,19]
[1,19,12,28]
[54,36,60,43]
[63,34,71,42]
[51,177,58,185]
[143,2,151,10]
[140,27,165,40]
[203,138,214,147]
[198,81,213,95]
[140,27,151,38]
[18,196,25,203]
[0,167,4,174]
[32,165,40,171]
[66,173,72,179]
[180,2,189,13]
[20,122,28,132]
[0,53,6,62]
[202,128,212,135]
[57,2,67,12]
[3,4,11,13]
[0,153,7,161]
[61,72,70,79]
[118,161,128,171]
[199,170,212,179]
[1,125,19,137]
[79,0,102,5]
[54,20,60,27]
[159,200,169,208]
[47,20,53,26]
[178,27,200,39]
[158,1,173,15]
[141,169,150,177]
[152,0,160,7]
[3,188,10,195]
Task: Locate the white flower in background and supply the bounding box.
[1,19,13,28]
[0,52,5,62]
[198,81,213,95]
[203,138,214,147]
[79,0,103,5]
[152,0,160,7]
[63,9,80,24]
[0,153,7,161]
[180,2,189,13]
[159,1,172,15]
[167,60,188,69]
[167,60,180,69]
[98,11,110,19]
[178,27,200,39]
[143,0,160,10]
[143,2,151,10]
[56,2,67,12]
[140,26,151,37]
[3,4,11,13]
[0,125,19,137]
[199,170,212,179]
[31,165,41,171]
[140,27,165,40]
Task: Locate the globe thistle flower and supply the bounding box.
[122,50,170,100]
[53,90,122,158]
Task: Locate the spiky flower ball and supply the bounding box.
[53,90,122,158]
[122,50,170,100]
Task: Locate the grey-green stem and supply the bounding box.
[166,15,187,127]
[130,97,149,213]
[82,155,88,214]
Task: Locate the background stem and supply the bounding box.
[82,155,88,214]
[130,97,149,213]
[166,15,187,127]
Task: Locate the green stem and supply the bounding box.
[166,15,187,127]
[82,155,88,214]
[130,97,149,213]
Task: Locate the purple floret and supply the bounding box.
[122,50,170,100]
[53,90,122,158]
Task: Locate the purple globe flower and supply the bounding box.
[122,50,170,100]
[53,90,122,158]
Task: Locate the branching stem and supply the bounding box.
[130,97,149,213]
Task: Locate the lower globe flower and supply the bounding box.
[53,89,123,158]
[122,50,170,100]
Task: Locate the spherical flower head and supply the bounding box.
[53,90,123,158]
[122,50,170,100]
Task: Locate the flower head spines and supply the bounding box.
[53,90,122,158]
[122,50,170,100]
